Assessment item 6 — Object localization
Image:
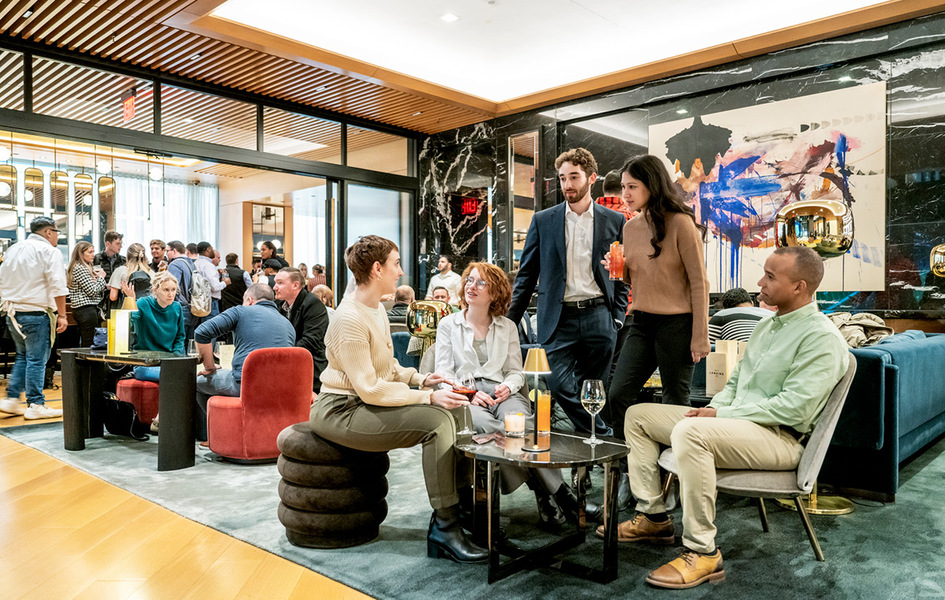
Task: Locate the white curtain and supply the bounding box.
[114,175,218,247]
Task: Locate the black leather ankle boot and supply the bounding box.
[427,505,488,564]
[527,474,565,529]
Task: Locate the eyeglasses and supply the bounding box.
[464,276,487,289]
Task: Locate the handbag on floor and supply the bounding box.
[101,392,150,441]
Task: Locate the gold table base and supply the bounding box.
[774,493,854,515]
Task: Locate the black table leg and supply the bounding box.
[601,461,620,581]
[61,351,84,451]
[157,356,196,471]
[487,460,501,582]
[87,361,104,438]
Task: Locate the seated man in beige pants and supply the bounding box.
[603,246,849,589]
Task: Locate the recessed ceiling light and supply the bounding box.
[314,85,330,92]
[189,53,202,61]
[440,13,459,23]
[412,111,422,116]
[22,7,34,18]
[676,108,689,114]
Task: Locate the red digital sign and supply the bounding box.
[121,89,136,122]
[459,196,478,216]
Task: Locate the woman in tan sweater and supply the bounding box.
[310,235,487,564]
[607,155,711,435]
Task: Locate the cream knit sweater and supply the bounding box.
[319,297,430,406]
[622,211,710,353]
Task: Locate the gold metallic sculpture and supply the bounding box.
[775,199,854,259]
[932,244,945,277]
[406,300,451,357]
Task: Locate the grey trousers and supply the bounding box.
[461,379,564,495]
[311,392,461,510]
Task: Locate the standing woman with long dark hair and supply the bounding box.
[66,241,107,346]
[608,155,710,432]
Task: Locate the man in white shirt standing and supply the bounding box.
[425,254,462,307]
[508,148,628,436]
[0,217,69,419]
[195,241,228,348]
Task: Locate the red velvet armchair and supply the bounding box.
[207,347,314,462]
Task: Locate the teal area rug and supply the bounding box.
[2,422,943,599]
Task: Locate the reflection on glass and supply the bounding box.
[291,180,329,275]
[99,173,115,245]
[346,184,411,285]
[510,132,538,270]
[346,125,409,175]
[251,203,285,262]
[24,167,43,212]
[264,108,341,164]
[0,164,15,207]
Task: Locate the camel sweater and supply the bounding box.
[319,297,429,406]
[622,211,711,353]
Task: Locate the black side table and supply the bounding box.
[61,349,198,471]
[457,431,629,584]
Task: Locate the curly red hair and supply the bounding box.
[459,262,512,317]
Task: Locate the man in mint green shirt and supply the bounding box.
[606,246,849,590]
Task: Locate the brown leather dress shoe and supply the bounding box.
[645,548,725,589]
[595,513,675,544]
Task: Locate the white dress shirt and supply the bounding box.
[434,311,526,394]
[426,270,463,306]
[0,233,69,314]
[195,255,227,300]
[563,202,602,301]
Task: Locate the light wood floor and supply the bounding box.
[0,376,373,600]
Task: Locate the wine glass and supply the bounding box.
[452,372,477,435]
[581,379,606,446]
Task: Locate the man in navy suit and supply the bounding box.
[508,148,629,436]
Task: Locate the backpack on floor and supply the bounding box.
[101,392,150,441]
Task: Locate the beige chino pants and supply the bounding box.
[625,403,803,554]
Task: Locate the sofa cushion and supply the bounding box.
[877,330,926,345]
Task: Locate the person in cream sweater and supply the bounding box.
[311,235,487,565]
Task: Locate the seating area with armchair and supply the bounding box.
[207,347,314,462]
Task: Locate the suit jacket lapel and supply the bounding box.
[555,203,567,273]
[591,203,608,290]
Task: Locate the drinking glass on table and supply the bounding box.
[581,379,606,446]
[452,372,477,435]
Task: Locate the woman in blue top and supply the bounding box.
[131,271,185,383]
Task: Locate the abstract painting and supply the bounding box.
[648,82,886,292]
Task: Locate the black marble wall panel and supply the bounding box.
[417,122,495,294]
[417,11,945,317]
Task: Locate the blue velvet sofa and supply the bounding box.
[819,331,945,501]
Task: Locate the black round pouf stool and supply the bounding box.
[277,422,390,548]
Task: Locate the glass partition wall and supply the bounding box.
[0,44,420,292]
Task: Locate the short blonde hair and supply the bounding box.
[459,262,512,317]
[150,270,177,292]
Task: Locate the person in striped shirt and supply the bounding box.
[707,288,774,343]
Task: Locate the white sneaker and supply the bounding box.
[23,404,63,420]
[0,399,26,416]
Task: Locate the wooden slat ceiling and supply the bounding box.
[0,0,490,135]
